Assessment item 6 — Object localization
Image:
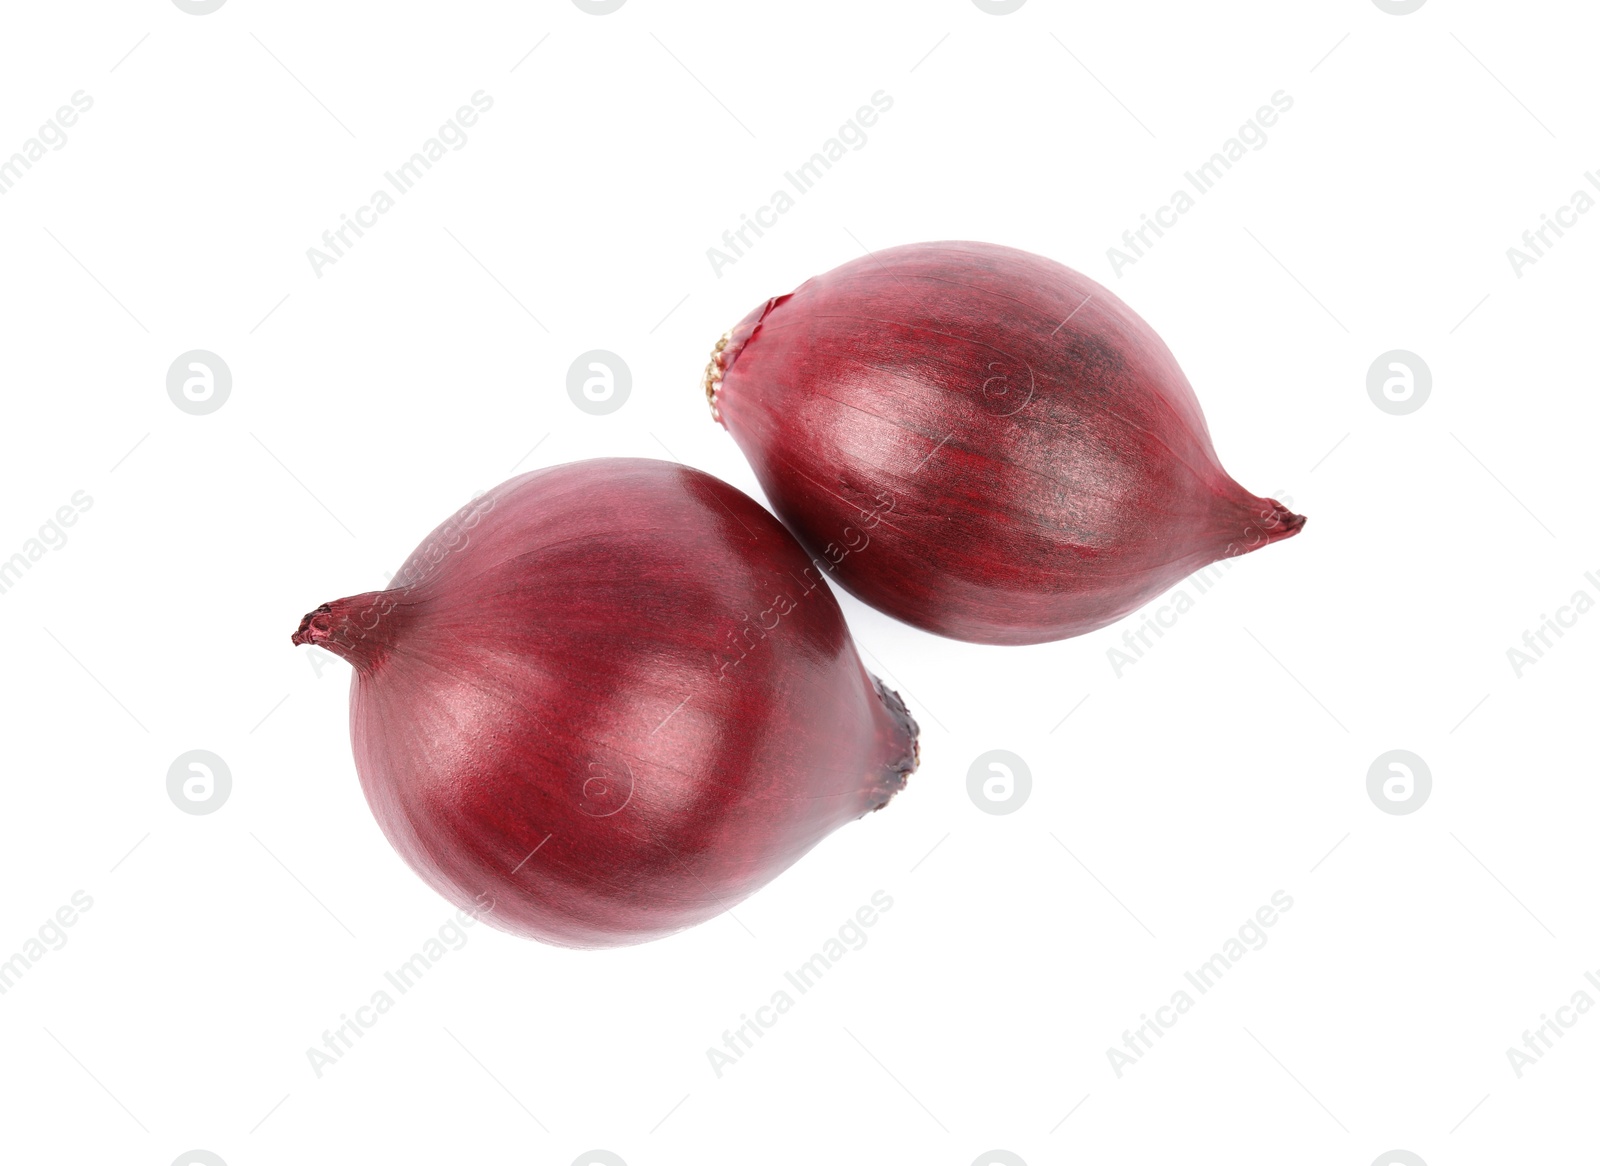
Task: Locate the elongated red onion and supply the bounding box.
[292,459,917,948]
[707,240,1305,645]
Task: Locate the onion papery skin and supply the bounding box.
[293,459,917,949]
[708,241,1305,645]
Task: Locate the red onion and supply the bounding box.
[706,240,1305,645]
[292,459,917,948]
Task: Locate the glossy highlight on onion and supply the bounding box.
[292,459,918,949]
[707,240,1305,645]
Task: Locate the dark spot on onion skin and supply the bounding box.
[1057,329,1129,390]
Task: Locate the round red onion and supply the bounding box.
[292,459,917,949]
[706,240,1305,645]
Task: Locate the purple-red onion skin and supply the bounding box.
[293,459,916,949]
[710,240,1305,645]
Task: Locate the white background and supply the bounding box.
[1,2,1594,1164]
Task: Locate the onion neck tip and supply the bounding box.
[291,594,397,671]
[1221,497,1305,561]
[704,330,732,424]
[291,604,334,648]
[866,675,920,812]
[1261,499,1307,543]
